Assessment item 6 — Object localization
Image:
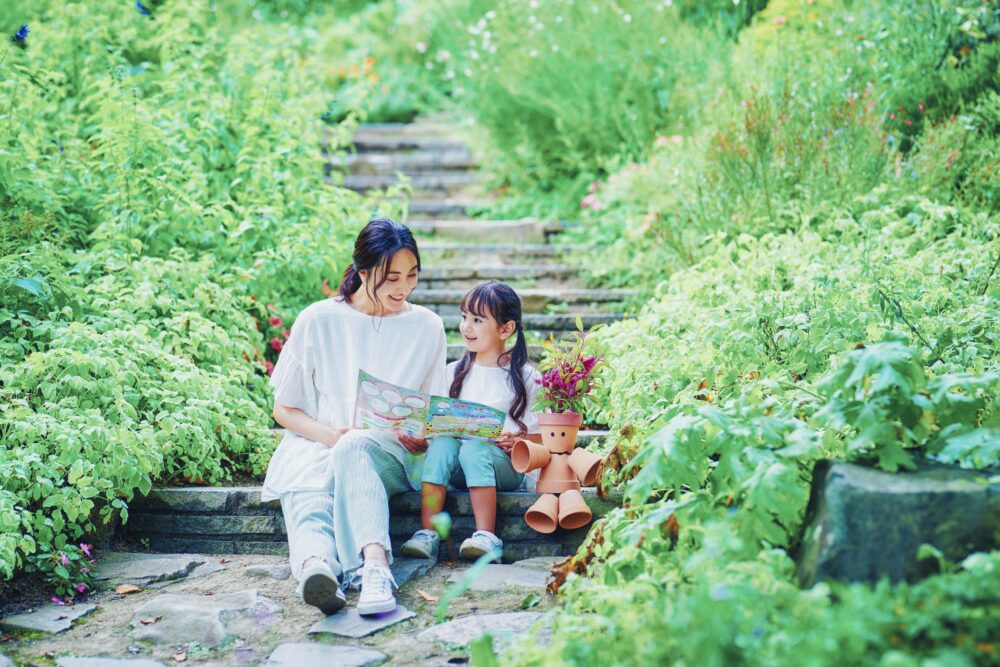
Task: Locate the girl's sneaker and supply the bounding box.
[400,529,440,560]
[297,561,347,615]
[459,530,503,560]
[358,562,397,616]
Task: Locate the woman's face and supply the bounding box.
[360,249,419,314]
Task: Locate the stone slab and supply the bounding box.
[0,655,14,667]
[418,612,542,650]
[57,659,166,667]
[0,603,97,634]
[390,557,435,588]
[129,591,280,648]
[309,605,415,638]
[797,461,1000,585]
[448,564,547,591]
[95,553,207,587]
[245,564,291,580]
[266,643,386,667]
[512,557,564,573]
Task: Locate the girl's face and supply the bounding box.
[459,307,515,356]
[359,249,419,315]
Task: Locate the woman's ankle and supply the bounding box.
[361,543,389,566]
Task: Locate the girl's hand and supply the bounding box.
[495,432,520,454]
[397,434,430,454]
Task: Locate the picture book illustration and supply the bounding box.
[353,370,506,440]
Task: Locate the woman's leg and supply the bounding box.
[330,431,412,575]
[420,436,461,529]
[280,490,341,581]
[458,441,525,533]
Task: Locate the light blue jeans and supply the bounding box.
[422,436,524,490]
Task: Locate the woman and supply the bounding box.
[262,218,445,616]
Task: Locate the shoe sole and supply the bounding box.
[357,598,397,616]
[399,543,436,559]
[460,543,501,561]
[301,572,347,615]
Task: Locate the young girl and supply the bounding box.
[400,281,541,561]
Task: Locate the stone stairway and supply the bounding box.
[123,119,627,562]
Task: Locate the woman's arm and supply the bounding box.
[273,402,348,448]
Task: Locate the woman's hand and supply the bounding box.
[397,434,430,454]
[322,427,350,448]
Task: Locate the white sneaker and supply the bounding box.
[296,561,346,615]
[459,530,503,561]
[399,529,440,560]
[357,562,397,616]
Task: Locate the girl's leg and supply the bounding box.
[280,490,341,581]
[420,436,461,529]
[330,431,412,576]
[458,441,525,533]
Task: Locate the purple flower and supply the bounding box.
[75,582,88,593]
[80,543,93,558]
[51,595,66,606]
[59,552,69,567]
[10,24,28,48]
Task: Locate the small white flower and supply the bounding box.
[552,44,559,52]
[415,42,427,53]
[485,10,496,19]
[445,69,455,79]
[624,14,632,22]
[530,49,539,57]
[536,22,545,30]
[529,0,539,7]
[555,15,564,22]
[528,15,536,23]
[464,68,473,77]
[659,36,667,45]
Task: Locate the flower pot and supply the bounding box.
[511,439,551,474]
[525,493,559,534]
[535,453,580,494]
[567,448,603,486]
[557,489,593,530]
[537,412,583,454]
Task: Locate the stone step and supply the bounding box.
[447,343,546,363]
[407,199,496,219]
[420,242,560,265]
[419,264,578,288]
[442,312,624,333]
[409,217,560,242]
[353,121,464,136]
[330,150,478,174]
[122,488,619,562]
[341,171,479,194]
[351,134,469,153]
[412,287,636,314]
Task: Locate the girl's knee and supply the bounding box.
[457,440,494,468]
[426,436,461,461]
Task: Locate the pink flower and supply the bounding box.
[270,337,283,352]
[268,316,283,328]
[266,303,277,312]
[580,193,597,209]
[918,102,925,111]
[51,595,66,606]
[265,360,276,376]
[80,543,93,558]
[75,582,88,593]
[282,329,291,340]
[587,180,603,194]
[60,552,69,567]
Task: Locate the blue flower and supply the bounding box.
[10,24,29,46]
[135,2,151,16]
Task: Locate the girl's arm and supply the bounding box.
[273,402,348,448]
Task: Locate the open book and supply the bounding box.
[353,370,506,441]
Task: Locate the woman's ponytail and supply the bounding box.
[338,263,363,301]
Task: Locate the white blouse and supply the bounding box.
[262,298,447,501]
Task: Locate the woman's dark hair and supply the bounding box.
[449,281,530,432]
[338,218,421,311]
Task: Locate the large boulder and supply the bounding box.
[796,460,1000,586]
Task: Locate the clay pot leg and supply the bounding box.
[525,493,559,534]
[557,489,592,530]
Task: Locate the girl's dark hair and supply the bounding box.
[449,281,530,432]
[338,218,421,311]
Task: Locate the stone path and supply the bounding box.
[0,552,559,666]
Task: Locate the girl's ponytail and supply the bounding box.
[504,320,530,433]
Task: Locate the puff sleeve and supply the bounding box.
[268,313,319,419]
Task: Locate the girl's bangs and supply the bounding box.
[459,283,498,320]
